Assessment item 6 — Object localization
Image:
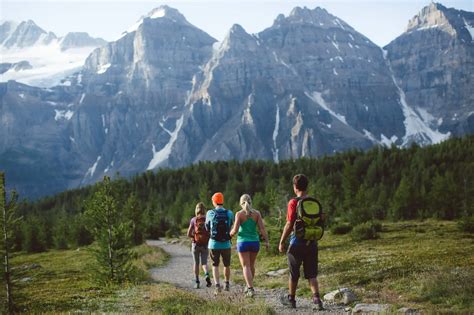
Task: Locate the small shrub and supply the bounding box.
[458,217,474,233]
[371,220,383,232]
[351,222,379,241]
[331,223,353,235]
[165,226,180,238]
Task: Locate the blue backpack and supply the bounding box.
[210,209,231,242]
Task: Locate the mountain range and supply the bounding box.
[0,20,106,87]
[0,3,473,198]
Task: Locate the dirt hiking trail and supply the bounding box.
[148,240,346,314]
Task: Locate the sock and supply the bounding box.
[195,275,199,282]
[289,294,295,301]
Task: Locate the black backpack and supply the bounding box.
[210,209,231,242]
[293,196,324,241]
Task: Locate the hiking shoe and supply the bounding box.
[224,282,230,291]
[245,287,255,298]
[280,294,296,308]
[205,276,212,287]
[214,284,222,295]
[194,281,200,289]
[312,297,324,311]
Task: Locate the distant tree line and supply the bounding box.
[10,135,474,253]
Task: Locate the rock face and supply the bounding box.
[1,3,473,198]
[384,2,474,140]
[59,32,107,51]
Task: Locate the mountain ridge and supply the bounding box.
[1,2,472,198]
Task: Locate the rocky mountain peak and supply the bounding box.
[273,6,353,31]
[59,32,107,51]
[217,24,258,54]
[406,2,456,35]
[2,19,55,48]
[145,5,189,24]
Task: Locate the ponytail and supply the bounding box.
[240,194,253,216]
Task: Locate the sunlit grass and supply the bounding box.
[233,220,474,313]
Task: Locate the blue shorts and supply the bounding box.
[236,241,260,253]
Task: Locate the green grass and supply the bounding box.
[2,243,272,314]
[231,219,473,313]
[3,220,473,313]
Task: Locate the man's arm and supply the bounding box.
[279,220,293,253]
[205,211,212,231]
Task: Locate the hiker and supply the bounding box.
[187,202,212,289]
[205,192,234,294]
[229,194,269,298]
[279,174,325,310]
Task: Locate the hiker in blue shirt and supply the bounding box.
[205,192,234,294]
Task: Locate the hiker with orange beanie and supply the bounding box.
[205,192,234,294]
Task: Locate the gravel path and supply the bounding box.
[148,240,347,314]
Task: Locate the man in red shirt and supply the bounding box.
[279,174,324,310]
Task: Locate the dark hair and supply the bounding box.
[293,174,308,191]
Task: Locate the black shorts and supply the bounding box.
[210,248,231,267]
[287,243,318,280]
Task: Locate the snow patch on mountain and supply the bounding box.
[272,104,280,163]
[381,134,398,146]
[0,43,96,87]
[305,91,347,125]
[147,115,184,170]
[97,63,111,74]
[463,18,474,41]
[54,110,74,121]
[363,129,380,144]
[85,156,101,178]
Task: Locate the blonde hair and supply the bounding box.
[195,202,206,216]
[240,194,254,216]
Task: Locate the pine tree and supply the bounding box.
[22,216,47,253]
[52,211,69,249]
[124,193,144,245]
[84,176,134,284]
[390,176,416,220]
[1,172,22,314]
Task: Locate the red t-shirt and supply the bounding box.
[286,198,298,223]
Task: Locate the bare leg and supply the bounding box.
[249,251,258,279]
[213,265,220,285]
[239,252,253,288]
[289,278,298,296]
[194,263,200,279]
[224,266,231,282]
[308,277,319,295]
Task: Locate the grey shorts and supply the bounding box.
[192,243,209,266]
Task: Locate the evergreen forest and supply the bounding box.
[9,135,474,253]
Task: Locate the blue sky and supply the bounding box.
[1,0,473,47]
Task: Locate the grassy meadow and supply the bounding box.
[228,219,474,313]
[2,243,272,314]
[1,220,472,313]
